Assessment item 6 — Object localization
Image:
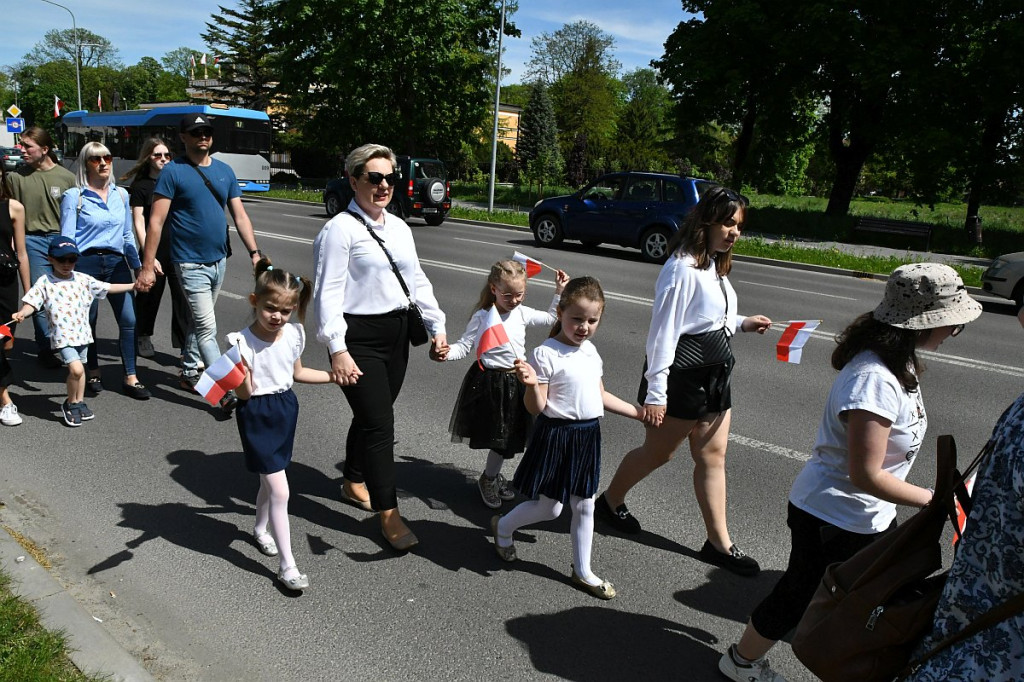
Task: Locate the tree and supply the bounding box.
[614,68,673,172]
[525,20,620,84]
[517,82,561,194]
[118,57,164,109]
[202,0,277,110]
[22,28,120,69]
[549,36,620,172]
[161,47,196,79]
[270,0,519,163]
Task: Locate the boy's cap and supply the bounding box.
[49,235,79,258]
[180,113,214,132]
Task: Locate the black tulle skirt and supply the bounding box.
[512,415,601,504]
[449,363,530,457]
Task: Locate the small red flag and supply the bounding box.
[477,305,511,369]
[0,323,11,339]
[776,320,820,364]
[512,251,543,278]
[195,345,245,405]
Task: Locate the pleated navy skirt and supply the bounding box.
[512,415,601,504]
[449,363,530,457]
[236,389,299,474]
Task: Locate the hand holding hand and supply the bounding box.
[331,351,363,387]
[513,358,537,386]
[742,315,772,334]
[429,334,449,362]
[136,266,156,292]
[554,269,570,294]
[643,403,666,427]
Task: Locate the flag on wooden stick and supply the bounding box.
[776,320,821,364]
[512,251,544,278]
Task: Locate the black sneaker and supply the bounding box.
[85,376,104,396]
[75,401,94,421]
[595,493,642,534]
[178,372,199,393]
[61,400,81,427]
[698,540,760,577]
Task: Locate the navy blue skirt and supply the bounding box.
[449,363,530,457]
[236,389,299,474]
[512,415,601,504]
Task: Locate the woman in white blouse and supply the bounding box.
[596,187,771,575]
[312,144,447,551]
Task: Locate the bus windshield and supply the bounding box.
[58,105,272,192]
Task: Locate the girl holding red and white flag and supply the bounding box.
[230,259,336,592]
[491,277,644,600]
[445,259,569,509]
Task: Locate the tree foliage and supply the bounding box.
[22,28,120,69]
[517,82,561,193]
[615,68,673,172]
[525,20,620,84]
[202,0,277,110]
[270,0,519,164]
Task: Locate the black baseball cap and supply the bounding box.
[49,235,79,258]
[180,113,215,132]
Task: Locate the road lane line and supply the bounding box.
[282,214,326,221]
[729,434,810,462]
[735,280,857,300]
[231,231,1024,378]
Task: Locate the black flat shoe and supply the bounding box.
[595,493,642,534]
[697,540,760,577]
[86,376,104,395]
[123,382,151,400]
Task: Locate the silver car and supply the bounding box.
[1,147,22,172]
[982,252,1024,308]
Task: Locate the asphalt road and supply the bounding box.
[2,199,1021,682]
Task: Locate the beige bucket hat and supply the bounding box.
[873,263,982,330]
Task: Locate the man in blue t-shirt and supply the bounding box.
[136,113,263,414]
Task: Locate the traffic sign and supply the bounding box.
[6,105,21,118]
[5,118,25,133]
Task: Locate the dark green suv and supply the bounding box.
[324,155,451,226]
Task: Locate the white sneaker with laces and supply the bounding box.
[0,402,22,426]
[718,645,787,682]
[138,335,155,358]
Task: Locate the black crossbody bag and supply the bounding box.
[346,210,430,346]
[185,159,233,258]
[672,276,733,368]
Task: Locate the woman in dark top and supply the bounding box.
[0,165,29,425]
[120,137,187,359]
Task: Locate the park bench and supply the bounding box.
[853,216,936,251]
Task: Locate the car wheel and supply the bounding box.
[533,215,564,247]
[325,192,342,217]
[641,227,672,263]
[424,214,445,226]
[420,178,447,206]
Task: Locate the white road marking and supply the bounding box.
[239,231,1024,378]
[729,433,810,462]
[735,280,858,301]
[282,214,326,221]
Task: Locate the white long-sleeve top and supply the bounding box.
[643,253,747,405]
[312,200,446,354]
[446,294,559,369]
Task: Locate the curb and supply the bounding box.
[0,526,155,682]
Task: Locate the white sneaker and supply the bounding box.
[138,335,155,358]
[719,645,787,682]
[0,402,22,426]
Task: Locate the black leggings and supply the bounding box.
[339,311,410,511]
[750,502,890,641]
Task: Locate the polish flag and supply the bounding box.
[0,323,11,339]
[477,305,513,369]
[512,251,543,278]
[54,95,63,118]
[776,320,820,364]
[196,345,246,405]
[190,54,196,67]
[97,90,102,112]
[952,474,976,546]
[200,53,207,66]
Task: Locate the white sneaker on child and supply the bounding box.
[719,645,787,682]
[0,402,22,426]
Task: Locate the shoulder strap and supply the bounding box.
[346,209,414,305]
[183,158,226,208]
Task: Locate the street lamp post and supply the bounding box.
[38,0,82,111]
[487,0,506,213]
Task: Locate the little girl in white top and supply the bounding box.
[492,276,643,599]
[230,259,335,592]
[446,259,568,508]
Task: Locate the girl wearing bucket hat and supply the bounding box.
[718,262,982,682]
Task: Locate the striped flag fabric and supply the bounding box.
[0,323,11,340]
[512,251,543,278]
[953,474,976,546]
[196,345,246,405]
[776,320,821,364]
[54,95,63,118]
[477,305,513,369]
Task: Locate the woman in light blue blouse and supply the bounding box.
[60,142,150,400]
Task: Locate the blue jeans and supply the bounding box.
[76,252,137,376]
[24,235,53,353]
[175,259,226,376]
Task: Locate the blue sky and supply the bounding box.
[1,0,694,88]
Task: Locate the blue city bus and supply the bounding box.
[59,104,271,191]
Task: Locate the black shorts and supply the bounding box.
[637,356,735,420]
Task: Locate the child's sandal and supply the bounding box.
[253,531,278,557]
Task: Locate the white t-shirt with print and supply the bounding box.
[789,350,927,534]
[22,272,110,350]
[529,338,604,420]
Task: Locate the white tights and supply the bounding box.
[496,494,600,585]
[253,471,297,574]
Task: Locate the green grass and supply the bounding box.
[0,569,100,682]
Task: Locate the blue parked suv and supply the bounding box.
[529,172,715,262]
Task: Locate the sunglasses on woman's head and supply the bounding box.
[87,154,113,165]
[362,171,400,186]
